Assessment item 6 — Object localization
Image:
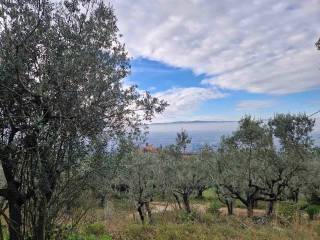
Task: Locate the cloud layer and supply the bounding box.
[153,87,225,122]
[112,0,320,94]
[236,100,275,111]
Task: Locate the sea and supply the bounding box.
[145,120,320,152]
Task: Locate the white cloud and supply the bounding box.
[112,0,320,94]
[236,100,275,111]
[152,87,225,122]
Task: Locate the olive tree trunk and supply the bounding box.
[173,193,182,210]
[137,202,145,224]
[266,200,275,216]
[226,200,234,215]
[182,193,191,214]
[145,202,153,224]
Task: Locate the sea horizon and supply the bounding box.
[144,119,320,152]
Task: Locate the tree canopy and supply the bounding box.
[0,1,166,239]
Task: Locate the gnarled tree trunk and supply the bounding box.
[137,202,145,224]
[173,193,182,210]
[266,200,275,216]
[226,200,233,215]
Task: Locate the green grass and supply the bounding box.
[67,234,112,240]
[66,222,113,240]
[105,198,320,240]
[116,220,320,240]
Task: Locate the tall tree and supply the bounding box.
[216,117,267,217]
[162,134,208,214]
[266,114,314,204]
[0,1,166,239]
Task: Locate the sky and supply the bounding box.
[111,0,320,123]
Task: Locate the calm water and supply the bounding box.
[145,120,320,152]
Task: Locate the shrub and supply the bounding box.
[84,223,106,236]
[67,234,89,240]
[277,202,300,222]
[67,233,112,240]
[177,211,199,222]
[207,200,221,215]
[305,204,320,220]
[202,188,216,201]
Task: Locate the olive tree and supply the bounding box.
[118,147,161,224]
[161,131,210,213]
[214,114,315,217]
[85,137,124,209]
[266,113,315,205]
[0,0,166,239]
[304,148,320,205]
[195,145,214,199]
[214,117,268,217]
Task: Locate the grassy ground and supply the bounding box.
[68,190,320,239]
[100,207,320,240]
[0,191,316,240]
[115,219,320,240]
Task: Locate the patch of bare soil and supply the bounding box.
[150,201,178,213]
[127,202,266,220]
[219,207,266,216]
[150,202,266,217]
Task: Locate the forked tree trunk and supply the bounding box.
[182,193,191,214]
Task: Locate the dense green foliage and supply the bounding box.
[0,0,166,239]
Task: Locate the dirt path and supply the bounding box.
[149,202,266,217]
[219,207,265,216]
[149,201,209,213]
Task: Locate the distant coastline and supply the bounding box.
[145,120,320,151]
